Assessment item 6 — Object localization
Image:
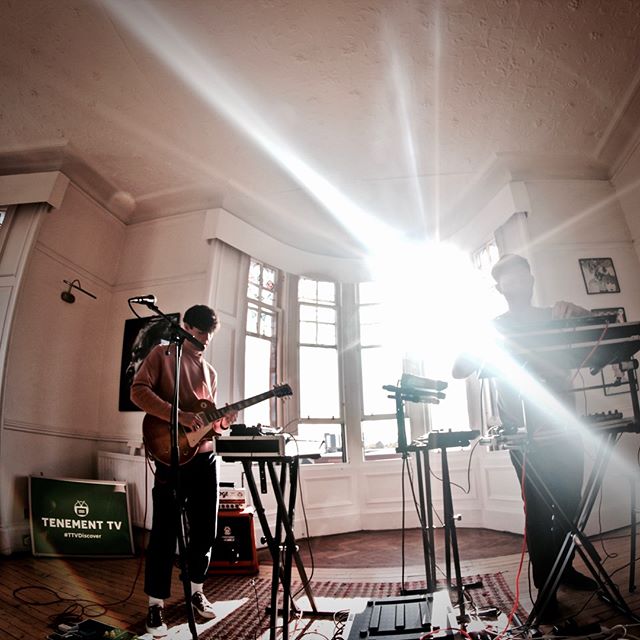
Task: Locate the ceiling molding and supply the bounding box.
[203,207,370,282]
[441,152,610,240]
[0,144,135,223]
[0,171,68,209]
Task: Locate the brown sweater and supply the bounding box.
[130,343,217,422]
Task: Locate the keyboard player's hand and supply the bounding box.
[552,300,590,319]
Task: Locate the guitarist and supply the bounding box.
[131,304,237,637]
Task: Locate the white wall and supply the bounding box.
[518,178,640,533]
[100,210,213,440]
[1,183,125,553]
[4,169,640,556]
[613,143,640,262]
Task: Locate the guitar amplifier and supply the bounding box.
[214,435,286,458]
[219,487,246,511]
[209,507,259,575]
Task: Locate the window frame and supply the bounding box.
[244,258,281,426]
[295,276,346,463]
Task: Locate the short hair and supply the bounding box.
[491,253,531,283]
[183,305,219,333]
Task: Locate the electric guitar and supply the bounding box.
[143,383,292,466]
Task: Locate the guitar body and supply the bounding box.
[141,383,293,466]
[143,399,222,467]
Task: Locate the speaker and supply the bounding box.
[209,507,259,575]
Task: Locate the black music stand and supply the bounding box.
[385,377,446,594]
[406,431,480,623]
[386,376,477,623]
[223,453,319,640]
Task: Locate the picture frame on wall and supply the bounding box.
[591,307,627,324]
[118,313,180,411]
[579,257,620,294]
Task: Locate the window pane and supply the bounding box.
[316,323,336,346]
[359,304,379,325]
[246,305,258,333]
[299,321,317,344]
[244,336,272,426]
[359,303,383,346]
[358,281,381,305]
[249,261,261,285]
[299,304,317,322]
[259,312,273,338]
[299,346,340,418]
[263,267,276,289]
[362,418,409,461]
[317,281,335,303]
[316,306,336,324]
[296,423,343,462]
[360,323,383,347]
[429,378,470,431]
[261,288,274,305]
[298,278,317,303]
[247,283,260,301]
[361,347,401,416]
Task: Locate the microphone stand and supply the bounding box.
[134,300,204,640]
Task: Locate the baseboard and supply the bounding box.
[0,522,31,556]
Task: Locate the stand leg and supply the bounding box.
[441,449,466,620]
[267,462,317,612]
[524,436,638,627]
[424,450,438,589]
[173,493,198,639]
[631,478,637,593]
[274,461,293,640]
[414,450,436,592]
[242,461,280,640]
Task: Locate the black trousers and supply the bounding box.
[510,438,583,590]
[145,452,220,600]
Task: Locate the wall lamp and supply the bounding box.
[61,279,97,304]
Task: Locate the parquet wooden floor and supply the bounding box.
[1,527,637,639]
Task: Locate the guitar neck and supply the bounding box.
[203,389,276,423]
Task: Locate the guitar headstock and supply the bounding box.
[273,383,293,398]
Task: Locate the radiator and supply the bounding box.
[97,451,153,529]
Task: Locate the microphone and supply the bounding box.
[128,294,157,306]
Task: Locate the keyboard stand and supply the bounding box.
[492,322,640,626]
[228,454,319,640]
[518,425,639,626]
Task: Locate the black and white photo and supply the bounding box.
[579,258,620,294]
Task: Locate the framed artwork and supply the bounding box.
[591,307,626,323]
[579,257,620,294]
[118,313,180,411]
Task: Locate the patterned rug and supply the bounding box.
[131,573,527,639]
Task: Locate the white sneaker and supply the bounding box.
[191,591,217,619]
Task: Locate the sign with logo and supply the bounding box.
[29,476,134,557]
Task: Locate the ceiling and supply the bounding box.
[2,0,640,257]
